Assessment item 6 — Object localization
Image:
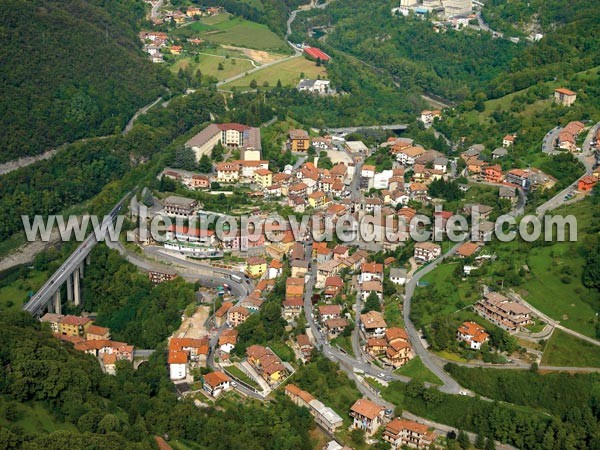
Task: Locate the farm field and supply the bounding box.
[171,54,254,81]
[177,13,288,53]
[221,56,327,89]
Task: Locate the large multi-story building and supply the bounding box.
[289,129,310,152]
[162,195,198,217]
[382,418,435,449]
[474,292,532,332]
[285,384,344,433]
[227,306,251,327]
[185,123,262,161]
[413,242,441,263]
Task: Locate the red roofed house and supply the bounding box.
[456,242,481,259]
[282,296,304,320]
[85,325,111,341]
[324,276,344,299]
[303,47,331,62]
[296,334,313,361]
[203,371,231,397]
[215,301,234,327]
[349,398,386,436]
[383,418,436,449]
[168,350,188,380]
[578,175,597,192]
[359,262,384,284]
[318,304,343,322]
[554,88,577,106]
[502,135,516,147]
[483,164,503,184]
[457,321,489,350]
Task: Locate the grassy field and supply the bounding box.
[521,244,597,337]
[0,400,77,434]
[460,65,600,126]
[171,54,254,81]
[332,335,353,354]
[518,199,599,338]
[226,365,260,390]
[541,330,600,367]
[394,357,442,385]
[384,296,404,328]
[221,56,327,89]
[180,13,287,52]
[0,267,48,311]
[416,262,480,325]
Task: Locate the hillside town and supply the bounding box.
[4,0,600,448]
[79,105,597,448]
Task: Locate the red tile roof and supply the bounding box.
[303,47,331,61]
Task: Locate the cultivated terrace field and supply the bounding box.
[173,13,290,53]
[221,56,328,89]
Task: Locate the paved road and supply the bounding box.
[215,53,302,88]
[23,200,126,316]
[403,242,466,394]
[582,122,600,153]
[535,136,595,217]
[326,124,408,135]
[507,291,600,347]
[542,126,561,155]
[122,96,162,135]
[149,0,163,20]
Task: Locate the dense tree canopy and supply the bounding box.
[0,0,164,162]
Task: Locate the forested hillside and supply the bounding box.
[0,311,314,449]
[0,0,163,162]
[482,0,600,35]
[0,89,225,241]
[290,0,600,103]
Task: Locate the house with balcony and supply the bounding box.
[382,418,435,449]
[349,398,386,436]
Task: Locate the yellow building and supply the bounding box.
[254,168,273,188]
[264,363,286,383]
[246,257,267,278]
[59,315,93,337]
[289,129,310,152]
[308,190,328,208]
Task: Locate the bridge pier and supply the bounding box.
[79,262,84,278]
[66,275,73,302]
[86,254,91,265]
[53,291,61,315]
[73,270,81,306]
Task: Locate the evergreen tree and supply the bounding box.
[198,154,213,173]
[362,291,381,313]
[475,430,486,449]
[211,141,224,162]
[485,437,496,450]
[457,430,470,449]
